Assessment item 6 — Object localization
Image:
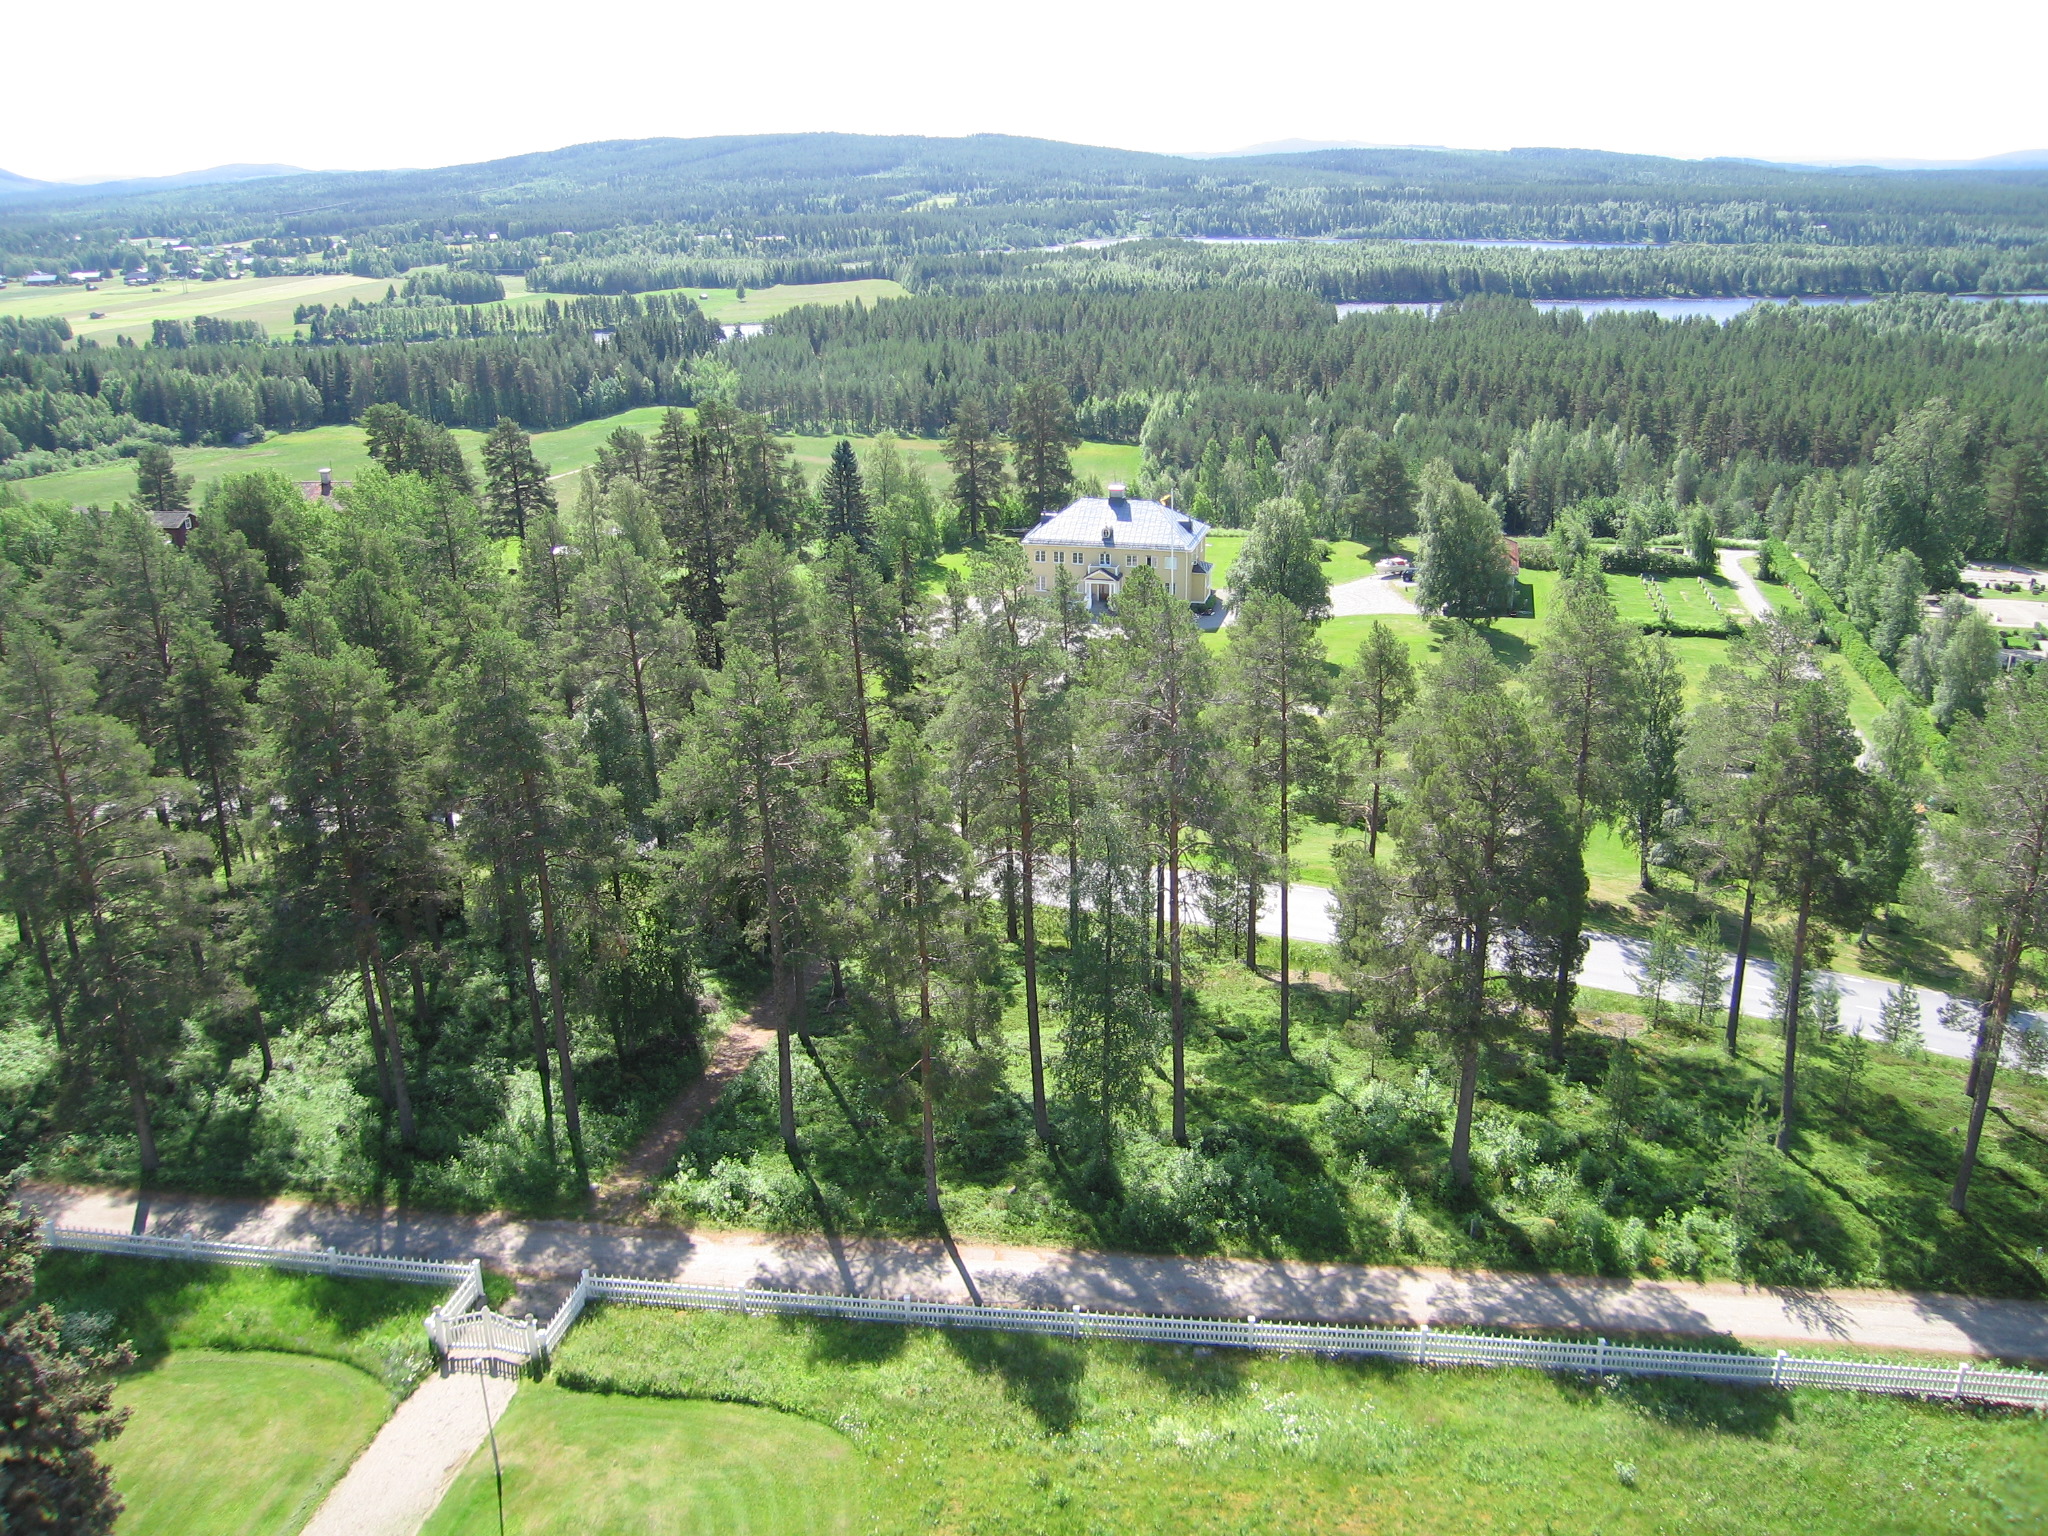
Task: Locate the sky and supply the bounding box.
[4,0,2044,183]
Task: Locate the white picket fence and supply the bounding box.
[44,1222,474,1288]
[43,1223,2048,1408]
[579,1274,2048,1411]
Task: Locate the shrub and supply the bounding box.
[1516,538,1705,577]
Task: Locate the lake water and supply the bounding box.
[1337,293,2048,323]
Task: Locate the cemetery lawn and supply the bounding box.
[500,1303,2048,1536]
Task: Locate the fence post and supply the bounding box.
[1417,1324,1430,1368]
[1772,1350,1788,1389]
[1596,1337,1609,1376]
[1954,1362,1970,1400]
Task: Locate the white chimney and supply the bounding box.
[1106,482,1128,499]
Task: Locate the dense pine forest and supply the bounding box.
[2,132,2046,1303]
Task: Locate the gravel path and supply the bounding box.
[28,1183,2048,1362]
[1718,545,1772,618]
[300,1368,516,1536]
[1325,572,1419,617]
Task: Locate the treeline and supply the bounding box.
[726,289,2048,483]
[911,239,2048,302]
[0,294,718,468]
[526,254,890,295]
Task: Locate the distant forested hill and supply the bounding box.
[4,134,2047,268]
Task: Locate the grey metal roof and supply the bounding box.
[1021,496,1208,553]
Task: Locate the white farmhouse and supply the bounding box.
[1019,484,1212,610]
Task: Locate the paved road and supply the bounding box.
[30,1183,2048,1363]
[1254,881,2037,1063]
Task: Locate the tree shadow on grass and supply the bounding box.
[1547,1360,1795,1437]
[788,1314,910,1368]
[942,1326,1088,1433]
[1125,1340,1252,1400]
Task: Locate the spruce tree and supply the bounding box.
[943,398,1010,542]
[0,1198,132,1535]
[1009,378,1077,517]
[819,440,874,553]
[482,417,557,541]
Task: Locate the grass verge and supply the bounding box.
[522,1303,2048,1535]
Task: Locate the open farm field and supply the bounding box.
[453,1304,2048,1536]
[0,271,397,343]
[2,403,1141,510]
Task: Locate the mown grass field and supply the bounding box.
[4,402,1142,511]
[423,1388,868,1536]
[26,1253,487,1534]
[104,1350,389,1536]
[490,1303,2048,1536]
[0,271,397,344]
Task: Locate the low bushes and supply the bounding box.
[1517,539,1705,577]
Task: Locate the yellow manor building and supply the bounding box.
[1018,484,1213,610]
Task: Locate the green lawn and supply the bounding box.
[1608,569,1740,630]
[103,1350,389,1536]
[5,407,675,511]
[423,1387,869,1536]
[527,1304,2048,1536]
[30,1250,451,1388]
[0,271,397,344]
[24,1255,480,1534]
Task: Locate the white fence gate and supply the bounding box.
[42,1223,2048,1410]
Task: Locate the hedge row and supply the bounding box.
[1761,539,1949,766]
[1517,539,1706,577]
